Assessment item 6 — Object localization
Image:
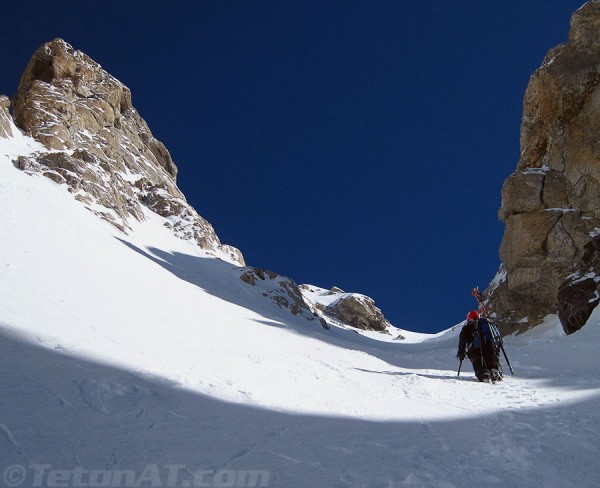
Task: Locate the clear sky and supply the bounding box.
[1,1,587,332]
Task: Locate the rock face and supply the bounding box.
[300,285,392,333]
[10,39,243,265]
[239,268,327,325]
[326,294,389,332]
[487,2,600,334]
[0,95,14,139]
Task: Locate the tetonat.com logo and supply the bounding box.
[2,464,270,487]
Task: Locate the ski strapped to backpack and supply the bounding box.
[471,287,514,375]
[472,318,496,350]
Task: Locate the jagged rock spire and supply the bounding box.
[9,39,243,265]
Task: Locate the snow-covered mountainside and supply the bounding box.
[2,119,600,486]
[2,38,401,337]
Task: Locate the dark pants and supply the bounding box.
[468,346,499,381]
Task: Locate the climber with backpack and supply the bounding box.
[456,310,503,383]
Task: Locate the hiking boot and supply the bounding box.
[491,369,503,382]
[479,372,491,383]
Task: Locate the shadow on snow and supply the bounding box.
[0,327,599,487]
[114,238,600,392]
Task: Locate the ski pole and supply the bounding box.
[488,318,514,375]
[478,321,484,367]
[457,359,463,377]
[499,343,514,375]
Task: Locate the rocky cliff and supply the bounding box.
[6,38,243,265]
[0,95,15,139]
[487,1,600,335]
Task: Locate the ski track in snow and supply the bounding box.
[2,138,600,486]
[0,422,27,461]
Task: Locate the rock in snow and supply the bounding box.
[300,284,393,333]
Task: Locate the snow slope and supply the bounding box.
[2,130,600,486]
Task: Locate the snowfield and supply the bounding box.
[1,130,600,487]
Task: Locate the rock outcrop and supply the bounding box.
[300,285,392,333]
[0,95,14,139]
[239,267,329,327]
[10,39,243,265]
[325,294,389,332]
[487,2,600,334]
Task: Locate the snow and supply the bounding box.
[2,134,600,486]
[543,207,578,213]
[488,265,507,293]
[0,120,45,160]
[520,164,550,175]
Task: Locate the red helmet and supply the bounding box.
[466,310,479,321]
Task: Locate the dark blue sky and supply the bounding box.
[1,1,586,332]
